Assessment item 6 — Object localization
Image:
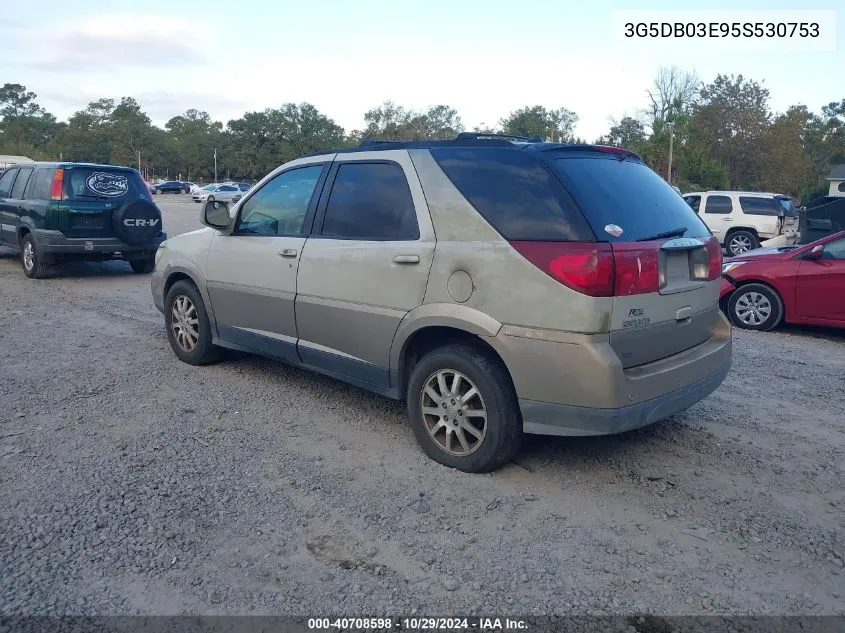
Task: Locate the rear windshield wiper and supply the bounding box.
[637,226,688,242]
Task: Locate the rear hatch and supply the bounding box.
[55,165,152,238]
[544,148,722,369]
[775,195,799,235]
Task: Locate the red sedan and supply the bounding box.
[719,230,845,331]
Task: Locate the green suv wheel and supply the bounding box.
[20,234,49,279]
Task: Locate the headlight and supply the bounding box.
[721,261,746,274]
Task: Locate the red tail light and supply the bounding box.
[611,242,660,296]
[508,242,615,297]
[704,236,722,281]
[50,168,64,200]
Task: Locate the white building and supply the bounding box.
[827,164,845,197]
[0,155,34,169]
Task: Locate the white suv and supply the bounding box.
[682,191,799,256]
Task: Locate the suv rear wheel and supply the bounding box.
[406,344,522,473]
[20,233,49,279]
[164,280,222,365]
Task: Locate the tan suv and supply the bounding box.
[151,135,732,472]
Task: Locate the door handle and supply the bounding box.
[393,255,419,264]
[278,248,298,258]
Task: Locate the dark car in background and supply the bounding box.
[151,180,190,194]
[0,162,166,278]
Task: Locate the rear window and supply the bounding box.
[550,156,711,242]
[739,196,779,216]
[63,167,149,202]
[431,147,594,241]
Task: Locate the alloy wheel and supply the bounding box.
[734,291,772,326]
[170,295,200,352]
[420,369,487,456]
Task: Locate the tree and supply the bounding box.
[693,74,771,189]
[500,105,578,141]
[0,83,60,157]
[758,106,812,197]
[647,66,700,123]
[604,116,647,149]
[362,102,463,141]
[166,109,223,180]
[226,103,345,179]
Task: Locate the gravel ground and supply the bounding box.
[1,197,844,621]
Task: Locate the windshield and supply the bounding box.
[550,155,711,242]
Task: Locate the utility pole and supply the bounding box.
[214,148,218,182]
[138,150,141,172]
[666,122,674,184]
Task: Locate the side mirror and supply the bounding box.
[805,244,825,260]
[203,200,230,229]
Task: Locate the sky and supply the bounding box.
[2,0,843,141]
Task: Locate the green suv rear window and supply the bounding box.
[64,167,149,201]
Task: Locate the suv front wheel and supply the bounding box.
[164,280,222,365]
[406,344,522,473]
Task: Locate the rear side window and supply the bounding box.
[320,162,419,240]
[0,169,18,198]
[64,167,148,201]
[431,148,593,241]
[31,168,54,200]
[704,195,733,214]
[739,196,778,216]
[550,155,710,241]
[11,168,33,199]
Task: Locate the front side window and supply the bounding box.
[235,165,323,236]
[684,195,701,212]
[321,162,419,240]
[704,195,733,214]
[219,185,237,192]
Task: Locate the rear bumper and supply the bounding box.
[486,311,732,437]
[520,360,730,436]
[33,229,166,256]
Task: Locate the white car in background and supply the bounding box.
[191,183,243,204]
[682,190,800,256]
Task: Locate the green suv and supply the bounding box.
[0,162,166,278]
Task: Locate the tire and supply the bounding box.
[726,230,758,257]
[727,282,783,331]
[111,200,162,246]
[129,256,155,274]
[406,343,522,473]
[20,233,50,279]
[164,280,222,365]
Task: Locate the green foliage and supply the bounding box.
[1,77,843,198]
[500,105,578,142]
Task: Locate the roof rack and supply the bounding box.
[455,132,544,143]
[358,139,401,147]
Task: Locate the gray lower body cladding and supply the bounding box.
[520,361,731,437]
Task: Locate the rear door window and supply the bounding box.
[31,168,54,200]
[64,167,148,201]
[431,147,593,241]
[739,196,778,216]
[320,162,419,240]
[704,195,733,214]
[11,167,33,199]
[549,155,710,241]
[0,169,18,198]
